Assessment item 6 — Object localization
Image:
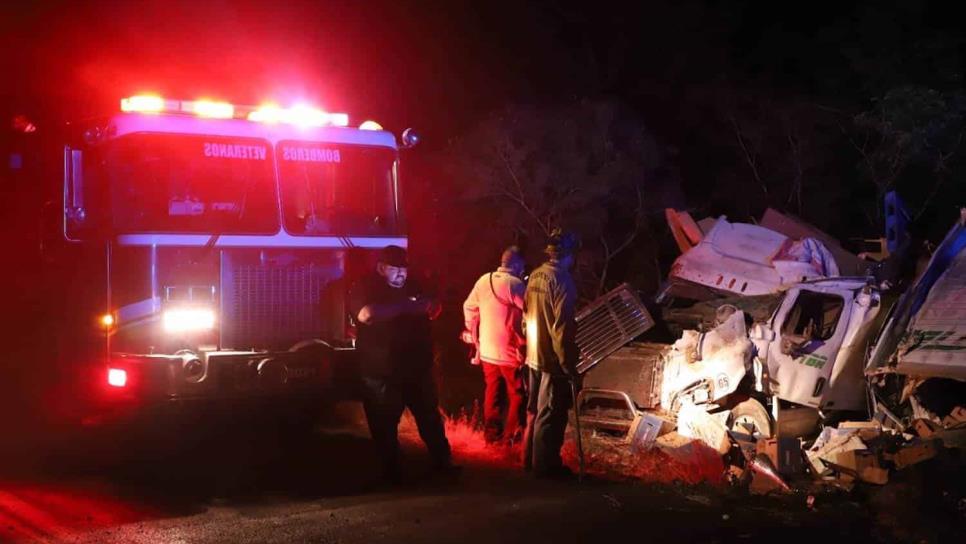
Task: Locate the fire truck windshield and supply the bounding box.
[277,141,400,236]
[98,134,279,233]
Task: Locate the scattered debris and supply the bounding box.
[602,493,622,508]
[662,209,862,298]
[685,494,712,506]
[911,418,940,438]
[748,454,791,494]
[886,439,939,470]
[627,412,669,453]
[676,401,731,455]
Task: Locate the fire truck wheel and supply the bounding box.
[728,398,772,439]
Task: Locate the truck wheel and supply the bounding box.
[728,398,772,439]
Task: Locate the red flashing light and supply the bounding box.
[120,95,352,127]
[190,100,234,119]
[247,104,285,123]
[120,95,164,113]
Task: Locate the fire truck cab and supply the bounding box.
[55,96,412,423]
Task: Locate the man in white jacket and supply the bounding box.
[463,246,527,445]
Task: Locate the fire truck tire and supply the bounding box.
[728,398,772,439]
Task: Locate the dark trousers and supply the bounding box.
[361,371,452,479]
[482,362,526,443]
[522,368,572,475]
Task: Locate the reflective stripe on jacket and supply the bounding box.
[524,261,578,375]
[463,267,526,366]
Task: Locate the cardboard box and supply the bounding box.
[756,437,778,467]
[858,465,889,485]
[912,418,941,438]
[888,440,938,469]
[757,437,804,477]
[826,450,888,485]
[943,406,966,429]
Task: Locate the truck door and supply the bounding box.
[764,287,851,408]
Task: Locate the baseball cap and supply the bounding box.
[378,245,409,267]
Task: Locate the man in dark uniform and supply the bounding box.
[522,229,581,480]
[349,245,455,484]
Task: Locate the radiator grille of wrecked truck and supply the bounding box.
[575,283,655,374]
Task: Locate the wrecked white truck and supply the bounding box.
[574,207,965,489]
[578,277,884,447]
[865,208,966,437]
[577,208,881,440]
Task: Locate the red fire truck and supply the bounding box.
[44,95,418,425]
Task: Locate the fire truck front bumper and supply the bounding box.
[84,347,358,425]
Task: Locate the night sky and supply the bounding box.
[2,1,964,240]
[2,2,959,131]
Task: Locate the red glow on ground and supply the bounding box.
[562,438,726,486]
[404,413,725,486]
[0,483,150,542]
[442,414,524,469]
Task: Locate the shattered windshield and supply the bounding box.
[99,134,278,233]
[277,141,400,236]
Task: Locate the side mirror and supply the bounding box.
[63,145,107,241]
[64,146,88,241]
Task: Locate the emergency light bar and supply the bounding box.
[120,95,355,128]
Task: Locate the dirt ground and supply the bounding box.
[1,401,962,544]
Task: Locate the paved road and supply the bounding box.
[0,404,956,543]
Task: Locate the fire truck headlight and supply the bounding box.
[107,368,127,388]
[162,308,216,333]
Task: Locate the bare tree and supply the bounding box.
[852,86,966,222]
[443,100,673,300]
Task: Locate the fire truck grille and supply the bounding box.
[575,283,655,374]
[222,264,327,350]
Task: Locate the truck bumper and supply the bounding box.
[83,346,360,426]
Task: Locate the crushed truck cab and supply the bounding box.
[751,278,882,411]
[580,279,886,444]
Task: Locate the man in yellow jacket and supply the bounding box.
[522,229,581,480]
